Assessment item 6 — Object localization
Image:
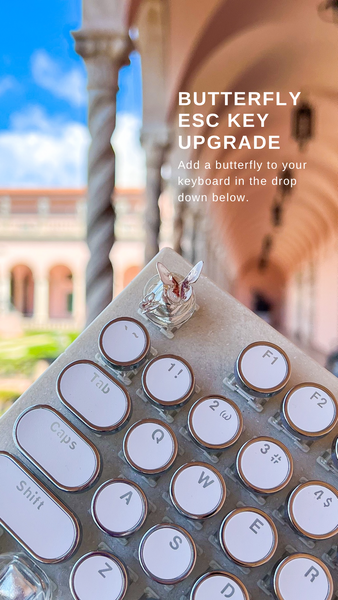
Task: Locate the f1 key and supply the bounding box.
[0,452,80,563]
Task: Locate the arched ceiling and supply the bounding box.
[129,0,338,281]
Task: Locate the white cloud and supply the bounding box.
[31,50,86,107]
[112,113,146,188]
[0,106,89,187]
[0,106,146,189]
[0,76,17,96]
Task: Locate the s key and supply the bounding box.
[0,452,80,563]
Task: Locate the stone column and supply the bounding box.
[34,276,49,325]
[72,271,86,329]
[73,30,132,325]
[141,132,168,263]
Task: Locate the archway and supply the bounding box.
[10,265,34,317]
[49,265,73,319]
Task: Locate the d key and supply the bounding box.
[0,452,80,563]
[190,571,249,600]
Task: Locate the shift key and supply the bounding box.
[0,452,80,563]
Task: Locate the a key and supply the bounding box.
[234,342,291,398]
[57,360,131,432]
[91,478,148,537]
[14,405,101,492]
[69,551,128,600]
[190,571,249,600]
[235,436,293,495]
[169,461,226,519]
[0,452,80,563]
[123,418,178,475]
[272,553,334,600]
[187,395,243,451]
[138,523,196,584]
[99,316,151,370]
[286,480,338,540]
[142,354,195,408]
[281,383,338,438]
[219,507,278,567]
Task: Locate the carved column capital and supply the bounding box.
[73,30,133,63]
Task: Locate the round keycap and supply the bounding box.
[287,480,338,540]
[219,507,278,567]
[92,479,148,537]
[139,524,196,584]
[142,354,195,408]
[236,437,293,495]
[272,554,334,600]
[123,419,178,475]
[170,462,226,520]
[235,342,290,397]
[99,317,150,370]
[188,396,243,451]
[281,383,338,438]
[70,552,128,600]
[190,571,249,600]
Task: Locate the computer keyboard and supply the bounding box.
[0,247,337,599]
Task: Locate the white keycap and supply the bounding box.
[170,462,226,519]
[139,524,196,584]
[235,342,290,396]
[236,437,293,494]
[70,552,128,600]
[92,479,147,537]
[282,383,338,438]
[287,481,338,540]
[99,317,150,369]
[190,571,249,600]
[142,354,194,408]
[272,554,334,600]
[0,452,79,563]
[188,396,243,450]
[123,419,178,475]
[14,405,100,492]
[57,360,131,432]
[220,507,278,567]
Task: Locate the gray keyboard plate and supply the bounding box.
[0,247,338,599]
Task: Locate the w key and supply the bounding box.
[0,452,80,563]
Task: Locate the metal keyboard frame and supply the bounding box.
[0,247,338,599]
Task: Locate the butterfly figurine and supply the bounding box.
[139,261,203,333]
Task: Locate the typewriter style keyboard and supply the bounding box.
[0,248,338,600]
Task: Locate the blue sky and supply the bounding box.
[0,0,144,188]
